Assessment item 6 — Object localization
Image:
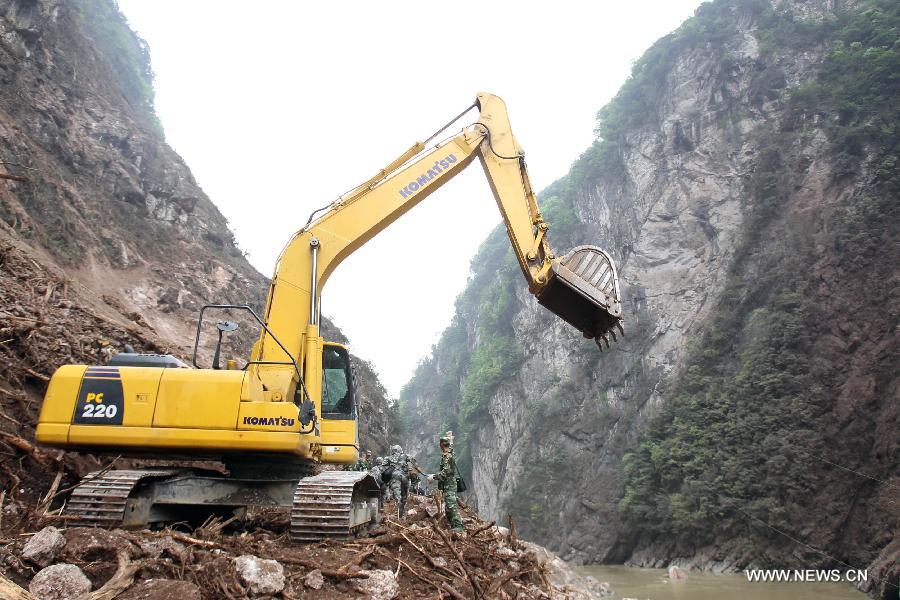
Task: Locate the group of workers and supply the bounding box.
[347,434,464,533]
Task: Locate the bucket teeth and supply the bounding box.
[600,334,610,349]
[616,321,625,338]
[595,338,604,352]
[609,329,618,343]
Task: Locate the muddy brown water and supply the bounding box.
[575,565,869,599]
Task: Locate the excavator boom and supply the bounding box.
[256,92,623,384]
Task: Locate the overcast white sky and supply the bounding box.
[117,0,704,397]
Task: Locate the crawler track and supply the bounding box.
[290,471,380,543]
[63,469,180,527]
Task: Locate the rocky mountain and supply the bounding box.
[400,0,898,596]
[0,0,397,492]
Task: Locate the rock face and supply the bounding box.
[0,0,264,356]
[401,0,898,586]
[0,0,397,493]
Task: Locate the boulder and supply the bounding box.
[22,526,66,567]
[233,554,285,596]
[668,565,688,580]
[351,569,399,600]
[118,579,202,600]
[29,563,92,600]
[303,569,324,590]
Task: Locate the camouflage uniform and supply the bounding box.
[354,453,372,471]
[368,457,385,508]
[342,451,372,472]
[384,445,410,517]
[435,441,463,532]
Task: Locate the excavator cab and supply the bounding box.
[317,342,359,464]
[538,246,624,348]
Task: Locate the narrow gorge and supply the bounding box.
[400,0,898,596]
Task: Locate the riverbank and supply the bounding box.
[576,565,869,600]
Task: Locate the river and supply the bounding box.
[575,565,869,599]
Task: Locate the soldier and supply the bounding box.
[384,444,410,518]
[356,450,373,471]
[342,450,372,472]
[428,435,463,533]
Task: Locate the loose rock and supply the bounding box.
[668,565,688,580]
[22,526,66,567]
[303,569,324,590]
[29,563,92,600]
[351,569,399,600]
[233,554,285,596]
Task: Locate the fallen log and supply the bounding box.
[441,581,467,600]
[276,557,369,581]
[400,531,459,576]
[486,567,534,595]
[470,520,496,537]
[431,520,483,599]
[0,173,28,183]
[0,573,37,599]
[358,532,404,545]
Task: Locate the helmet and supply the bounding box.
[439,436,450,445]
[374,457,384,466]
[391,444,402,454]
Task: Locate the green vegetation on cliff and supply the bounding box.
[77,0,161,131]
[620,0,899,560]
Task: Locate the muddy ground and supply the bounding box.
[0,491,602,599]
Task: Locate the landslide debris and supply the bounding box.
[0,495,606,599]
[0,236,171,505]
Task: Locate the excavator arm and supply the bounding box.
[254,93,624,402]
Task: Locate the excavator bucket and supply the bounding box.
[537,246,624,348]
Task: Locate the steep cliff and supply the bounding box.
[400,0,898,593]
[0,0,396,493]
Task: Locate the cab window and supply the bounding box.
[321,345,354,419]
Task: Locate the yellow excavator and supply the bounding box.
[35,93,623,542]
